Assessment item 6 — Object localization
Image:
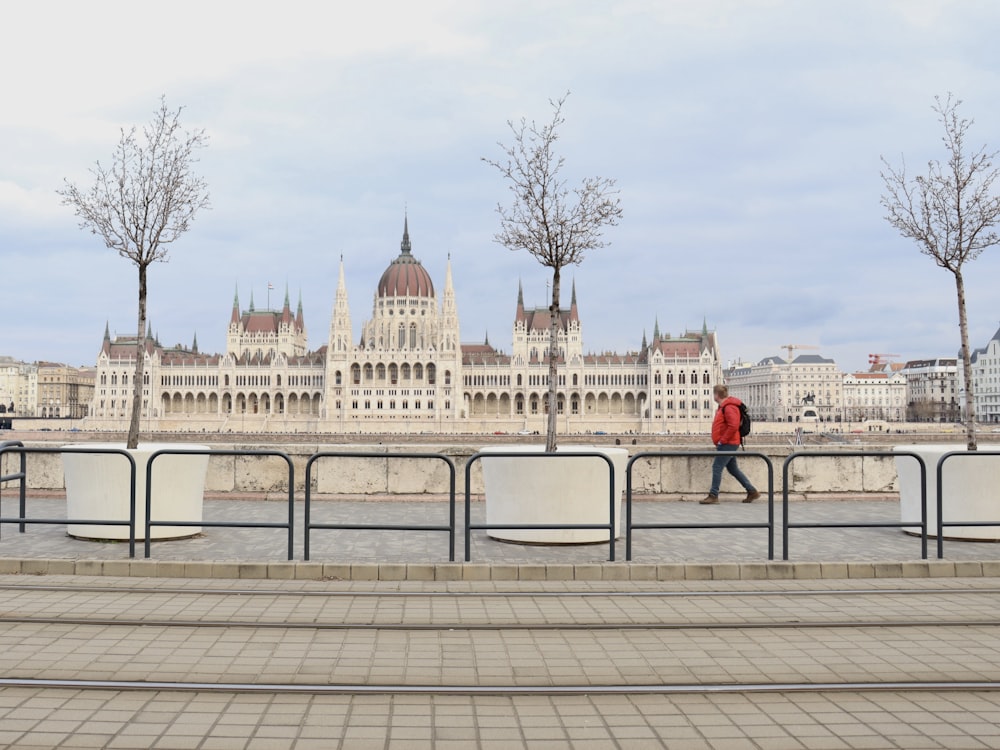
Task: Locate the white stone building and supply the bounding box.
[899,358,960,423]
[842,371,907,423]
[970,324,1000,424]
[724,354,844,423]
[0,357,36,416]
[86,218,724,434]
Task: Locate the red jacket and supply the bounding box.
[712,396,743,445]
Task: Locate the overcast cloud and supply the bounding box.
[2,0,999,371]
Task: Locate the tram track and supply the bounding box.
[3,677,1000,696]
[3,580,1000,700]
[1,614,999,631]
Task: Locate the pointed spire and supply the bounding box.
[702,315,709,336]
[104,321,111,341]
[641,330,648,350]
[400,212,412,255]
[517,279,524,307]
[192,332,199,353]
[444,253,454,292]
[280,282,293,325]
[337,256,347,292]
[146,322,153,340]
[484,329,490,347]
[296,289,305,330]
[249,290,255,312]
[231,284,241,325]
[653,317,661,341]
[568,278,579,322]
[571,279,577,306]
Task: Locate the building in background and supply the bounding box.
[842,370,907,422]
[86,218,723,434]
[900,358,960,423]
[0,357,38,415]
[724,354,844,423]
[969,324,1000,424]
[36,362,95,418]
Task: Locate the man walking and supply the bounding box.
[701,384,761,504]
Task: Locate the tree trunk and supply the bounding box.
[954,269,977,451]
[127,264,147,450]
[546,267,561,453]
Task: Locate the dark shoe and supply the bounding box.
[699,494,719,505]
[744,490,761,503]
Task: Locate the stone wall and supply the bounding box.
[2,442,905,497]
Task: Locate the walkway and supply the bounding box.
[2,497,1000,748]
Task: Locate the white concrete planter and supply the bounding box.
[895,444,1000,541]
[63,443,208,540]
[480,445,628,544]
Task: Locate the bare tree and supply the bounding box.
[59,98,210,449]
[484,95,622,452]
[881,95,1000,450]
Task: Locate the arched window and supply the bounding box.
[427,364,436,385]
[389,364,398,384]
[398,325,405,349]
[444,370,451,385]
[364,363,374,382]
[414,363,423,381]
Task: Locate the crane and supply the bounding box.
[781,344,819,361]
[868,353,901,370]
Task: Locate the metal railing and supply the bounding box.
[304,452,457,562]
[935,450,1000,558]
[464,451,617,562]
[625,451,775,561]
[0,440,27,533]
[782,450,927,560]
[145,448,295,560]
[0,444,138,557]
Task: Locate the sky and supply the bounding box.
[2,0,1000,372]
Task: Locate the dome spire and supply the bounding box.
[401,212,412,255]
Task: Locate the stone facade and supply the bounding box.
[0,357,37,416]
[970,324,1000,424]
[900,358,960,423]
[36,362,94,418]
[724,354,844,423]
[842,371,907,423]
[85,219,723,434]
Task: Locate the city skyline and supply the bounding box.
[3,1,1000,371]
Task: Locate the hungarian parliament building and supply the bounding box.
[86,219,723,434]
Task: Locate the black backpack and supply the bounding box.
[727,402,752,447]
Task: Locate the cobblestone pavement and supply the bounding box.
[2,495,997,565]
[1,576,1000,748]
[3,496,1000,748]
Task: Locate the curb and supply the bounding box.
[3,558,999,581]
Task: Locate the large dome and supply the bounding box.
[377,218,435,298]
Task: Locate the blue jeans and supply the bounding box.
[710,444,755,496]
